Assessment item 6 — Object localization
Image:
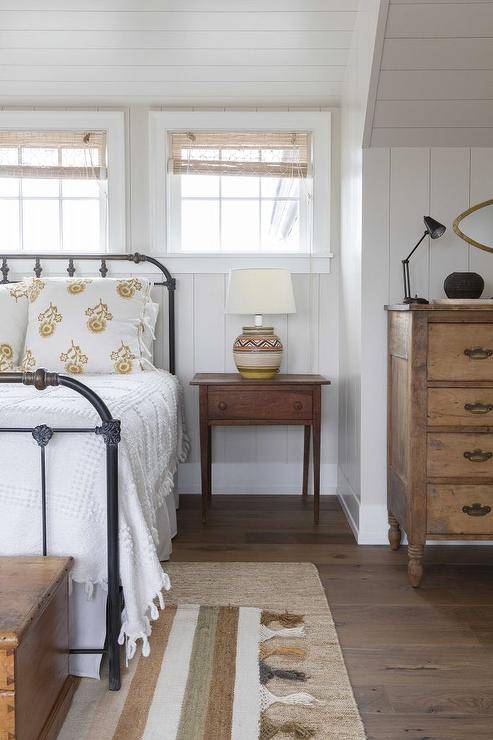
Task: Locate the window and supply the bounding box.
[0,111,125,253]
[151,112,330,264]
[168,131,312,254]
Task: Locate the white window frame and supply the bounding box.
[0,110,125,253]
[149,111,331,273]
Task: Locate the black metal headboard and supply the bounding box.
[0,252,176,374]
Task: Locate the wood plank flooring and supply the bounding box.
[172,494,493,740]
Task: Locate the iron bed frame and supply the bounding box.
[0,252,176,692]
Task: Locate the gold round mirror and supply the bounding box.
[453,199,493,254]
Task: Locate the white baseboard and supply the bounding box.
[177,462,337,495]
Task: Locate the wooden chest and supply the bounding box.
[0,557,76,740]
[387,304,493,586]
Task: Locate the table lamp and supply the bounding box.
[402,216,446,304]
[226,268,296,379]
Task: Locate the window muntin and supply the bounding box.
[168,131,312,254]
[0,130,107,253]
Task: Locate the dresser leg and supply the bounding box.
[408,544,424,588]
[388,512,401,551]
[313,388,321,525]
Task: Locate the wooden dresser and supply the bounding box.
[387,304,493,586]
[0,556,76,740]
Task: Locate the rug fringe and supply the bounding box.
[260,660,307,684]
[260,716,316,739]
[259,644,307,661]
[261,686,324,709]
[261,610,305,627]
[260,624,305,642]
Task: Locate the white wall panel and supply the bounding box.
[360,145,493,542]
[389,148,430,304]
[429,148,470,298]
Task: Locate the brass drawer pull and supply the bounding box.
[464,402,493,414]
[293,401,303,410]
[462,502,492,517]
[464,347,493,360]
[463,449,492,462]
[217,401,227,411]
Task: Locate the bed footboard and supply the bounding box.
[0,368,122,691]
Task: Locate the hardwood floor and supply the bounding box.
[172,494,493,740]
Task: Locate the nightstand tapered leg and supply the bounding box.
[302,425,310,498]
[207,426,212,501]
[313,387,321,525]
[199,387,210,524]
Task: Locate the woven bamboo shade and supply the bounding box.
[0,130,107,179]
[168,131,311,178]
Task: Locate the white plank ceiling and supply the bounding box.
[370,0,493,146]
[0,1,358,107]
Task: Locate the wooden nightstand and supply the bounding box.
[190,373,330,524]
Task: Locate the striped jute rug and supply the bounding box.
[58,563,365,740]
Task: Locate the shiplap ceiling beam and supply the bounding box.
[367,0,493,147]
[0,2,358,105]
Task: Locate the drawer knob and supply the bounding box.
[464,402,493,414]
[293,401,303,411]
[464,347,493,360]
[217,401,227,411]
[462,502,492,517]
[463,449,492,463]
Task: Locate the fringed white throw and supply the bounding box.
[0,369,189,658]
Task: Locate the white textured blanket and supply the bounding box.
[0,370,188,658]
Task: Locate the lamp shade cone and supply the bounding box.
[424,216,446,239]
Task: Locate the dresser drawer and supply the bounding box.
[208,388,312,420]
[428,324,493,381]
[428,484,493,534]
[428,388,493,426]
[428,433,493,477]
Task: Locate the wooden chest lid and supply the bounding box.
[0,557,73,647]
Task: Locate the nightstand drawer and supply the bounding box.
[429,324,493,381]
[428,388,493,426]
[208,388,313,420]
[428,433,493,477]
[428,484,493,534]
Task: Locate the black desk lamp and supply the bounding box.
[402,216,446,304]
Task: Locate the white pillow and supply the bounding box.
[22,277,154,375]
[0,282,29,371]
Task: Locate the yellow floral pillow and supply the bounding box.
[22,277,154,375]
[0,283,29,371]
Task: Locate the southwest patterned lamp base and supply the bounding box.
[233,326,283,380]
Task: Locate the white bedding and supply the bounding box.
[0,369,188,660]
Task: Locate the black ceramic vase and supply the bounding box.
[443,272,484,299]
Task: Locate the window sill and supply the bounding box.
[153,253,333,274]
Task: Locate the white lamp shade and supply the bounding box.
[225,268,296,315]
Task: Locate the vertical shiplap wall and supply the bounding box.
[359,146,493,541]
[4,104,338,494]
[175,271,338,494]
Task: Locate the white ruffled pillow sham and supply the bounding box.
[21,276,156,375]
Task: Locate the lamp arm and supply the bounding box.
[402,231,427,264]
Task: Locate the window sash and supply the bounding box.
[168,130,310,178]
[0,130,107,180]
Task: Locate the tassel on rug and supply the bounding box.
[259,624,306,642]
[260,716,316,739]
[259,660,307,684]
[261,610,305,627]
[260,686,325,710]
[259,644,307,661]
